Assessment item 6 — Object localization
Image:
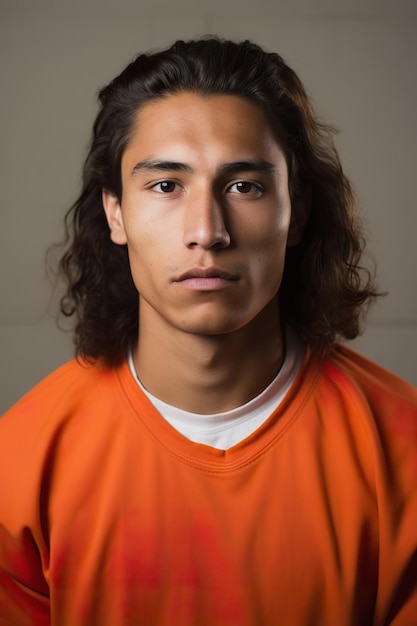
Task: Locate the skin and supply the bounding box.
[103,92,307,413]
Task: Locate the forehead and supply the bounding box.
[123,92,285,167]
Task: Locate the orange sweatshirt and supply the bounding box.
[0,344,417,626]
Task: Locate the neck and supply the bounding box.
[133,299,285,414]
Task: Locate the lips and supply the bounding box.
[172,266,240,291]
[174,267,239,282]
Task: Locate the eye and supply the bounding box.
[151,181,181,193]
[227,181,263,196]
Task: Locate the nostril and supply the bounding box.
[183,217,230,250]
[185,228,231,250]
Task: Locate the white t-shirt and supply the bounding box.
[128,329,305,450]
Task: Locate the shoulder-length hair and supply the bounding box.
[54,37,379,365]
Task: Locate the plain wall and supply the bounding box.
[1,0,416,414]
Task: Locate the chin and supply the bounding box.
[178,314,255,337]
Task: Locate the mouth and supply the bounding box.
[173,267,239,290]
[175,267,239,281]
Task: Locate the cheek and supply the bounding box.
[246,219,290,291]
[246,212,291,259]
[243,198,291,238]
[123,211,158,258]
[123,221,177,292]
[124,207,179,249]
[254,241,287,284]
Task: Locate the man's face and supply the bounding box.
[103,92,303,337]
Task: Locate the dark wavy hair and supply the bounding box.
[53,36,379,365]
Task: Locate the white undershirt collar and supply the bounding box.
[128,328,305,450]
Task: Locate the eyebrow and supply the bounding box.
[131,159,192,176]
[131,158,276,177]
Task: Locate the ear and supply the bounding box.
[287,186,311,247]
[102,189,128,245]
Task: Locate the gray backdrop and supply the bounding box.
[1,0,416,414]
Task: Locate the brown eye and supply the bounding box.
[235,181,253,194]
[155,181,178,193]
[228,181,263,197]
[151,180,182,194]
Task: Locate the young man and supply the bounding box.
[0,37,416,626]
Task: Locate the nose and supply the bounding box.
[183,187,231,250]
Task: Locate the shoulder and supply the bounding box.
[321,343,417,408]
[0,358,138,494]
[0,358,122,434]
[308,343,417,462]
